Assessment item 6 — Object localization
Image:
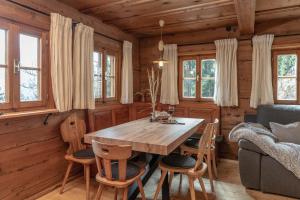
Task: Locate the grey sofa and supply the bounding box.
[239,105,300,199]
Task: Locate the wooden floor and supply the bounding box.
[37,159,295,200]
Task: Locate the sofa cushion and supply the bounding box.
[257,105,300,129]
[270,122,300,144]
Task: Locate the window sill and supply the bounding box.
[0,108,58,120]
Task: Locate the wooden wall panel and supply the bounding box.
[94,110,113,131]
[0,111,85,200]
[134,104,152,119]
[114,107,130,125]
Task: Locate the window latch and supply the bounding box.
[14,59,20,74]
[196,73,200,82]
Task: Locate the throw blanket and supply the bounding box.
[229,123,300,179]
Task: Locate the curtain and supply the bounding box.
[160,44,179,105]
[214,38,238,106]
[73,23,95,109]
[120,41,133,104]
[50,13,73,112]
[250,34,274,108]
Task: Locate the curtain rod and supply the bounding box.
[177,33,300,47]
[7,0,123,43]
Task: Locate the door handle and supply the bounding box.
[14,59,20,74]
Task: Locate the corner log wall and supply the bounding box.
[139,18,300,159]
[0,1,140,199]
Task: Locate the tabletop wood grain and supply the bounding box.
[84,117,204,155]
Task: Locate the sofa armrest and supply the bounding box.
[238,148,261,190]
[238,139,267,155]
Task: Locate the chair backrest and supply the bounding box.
[60,113,86,154]
[210,118,219,147]
[92,140,132,181]
[194,119,219,171]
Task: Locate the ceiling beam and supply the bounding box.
[234,0,256,34]
[256,6,300,22]
[125,15,237,34]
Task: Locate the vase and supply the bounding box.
[150,104,156,121]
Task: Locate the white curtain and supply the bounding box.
[160,44,179,105]
[73,23,95,109]
[214,38,238,106]
[50,13,73,112]
[250,34,274,108]
[120,41,133,104]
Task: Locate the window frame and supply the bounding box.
[93,47,120,104]
[272,49,300,104]
[0,19,50,111]
[0,20,12,109]
[200,55,216,100]
[179,54,216,102]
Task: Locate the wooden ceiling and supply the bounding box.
[58,0,300,37]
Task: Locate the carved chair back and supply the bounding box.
[194,119,219,171]
[92,140,132,182]
[60,113,86,154]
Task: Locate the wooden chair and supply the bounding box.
[92,140,146,200]
[59,113,95,200]
[180,119,219,192]
[153,121,217,200]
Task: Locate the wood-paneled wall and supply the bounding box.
[88,102,220,133]
[0,111,85,200]
[139,21,300,159]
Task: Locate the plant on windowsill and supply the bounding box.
[147,66,160,121]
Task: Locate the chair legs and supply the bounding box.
[198,177,208,200]
[179,174,183,189]
[169,171,174,191]
[60,161,92,200]
[188,177,196,200]
[212,150,218,178]
[137,178,146,200]
[206,154,214,192]
[114,188,118,200]
[153,170,167,200]
[95,184,104,200]
[122,188,128,200]
[60,161,74,194]
[84,164,91,200]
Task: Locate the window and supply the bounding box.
[201,59,216,98]
[93,50,118,102]
[182,59,197,98]
[105,55,116,98]
[179,55,216,101]
[273,50,300,103]
[0,28,7,103]
[0,20,49,110]
[19,33,41,102]
[93,52,102,99]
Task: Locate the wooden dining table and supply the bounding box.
[84,117,204,200]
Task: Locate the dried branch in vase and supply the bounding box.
[147,67,160,120]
